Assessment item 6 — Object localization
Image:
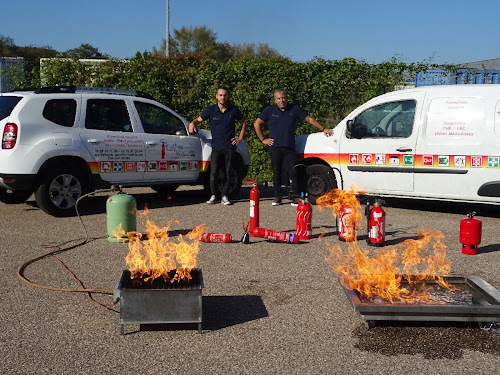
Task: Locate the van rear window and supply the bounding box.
[0,96,22,121]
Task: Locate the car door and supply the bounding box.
[339,92,424,193]
[132,100,202,183]
[79,97,145,183]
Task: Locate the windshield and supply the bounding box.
[0,96,22,121]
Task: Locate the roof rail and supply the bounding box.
[34,86,154,99]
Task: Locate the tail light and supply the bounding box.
[2,123,18,149]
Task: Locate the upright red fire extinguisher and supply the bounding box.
[249,184,260,237]
[296,195,312,240]
[338,204,356,242]
[366,199,385,246]
[460,211,482,255]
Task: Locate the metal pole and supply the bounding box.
[166,0,170,57]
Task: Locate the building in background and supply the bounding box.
[0,57,24,92]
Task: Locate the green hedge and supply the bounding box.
[28,56,439,181]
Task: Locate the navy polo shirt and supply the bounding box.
[258,104,308,148]
[201,104,243,148]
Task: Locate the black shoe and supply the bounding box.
[290,197,300,207]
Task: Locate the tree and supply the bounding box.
[64,43,108,59]
[154,26,282,62]
[0,34,15,56]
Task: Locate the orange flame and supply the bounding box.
[321,184,454,303]
[123,212,206,283]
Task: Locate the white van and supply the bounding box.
[296,85,500,204]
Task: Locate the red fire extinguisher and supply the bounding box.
[252,227,299,244]
[338,204,356,242]
[296,195,312,240]
[249,185,260,237]
[366,199,385,246]
[200,233,231,243]
[460,211,482,255]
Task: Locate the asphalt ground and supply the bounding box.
[1,186,500,374]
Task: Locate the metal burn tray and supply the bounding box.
[339,276,500,328]
[117,269,204,334]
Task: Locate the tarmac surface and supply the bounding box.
[1,185,500,374]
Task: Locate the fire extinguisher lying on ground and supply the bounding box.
[460,211,482,255]
[365,198,386,246]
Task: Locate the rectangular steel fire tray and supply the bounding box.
[117,269,203,334]
[339,276,500,328]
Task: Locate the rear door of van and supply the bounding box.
[339,91,424,194]
[414,89,497,201]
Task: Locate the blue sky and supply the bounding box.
[3,0,498,64]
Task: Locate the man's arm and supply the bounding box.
[253,118,274,146]
[189,116,203,134]
[304,115,333,136]
[232,118,247,145]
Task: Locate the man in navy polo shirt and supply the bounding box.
[254,89,333,206]
[189,87,247,205]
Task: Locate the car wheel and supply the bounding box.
[0,188,33,204]
[35,168,88,217]
[204,163,243,199]
[306,164,337,205]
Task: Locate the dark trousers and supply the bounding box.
[210,147,235,197]
[269,146,298,199]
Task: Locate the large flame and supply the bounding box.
[119,207,206,283]
[320,184,454,303]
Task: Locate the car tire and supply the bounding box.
[0,188,33,204]
[34,167,89,217]
[306,164,337,205]
[204,162,243,199]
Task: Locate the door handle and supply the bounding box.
[87,139,102,144]
[397,148,412,152]
[145,141,159,146]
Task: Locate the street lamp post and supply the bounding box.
[166,0,170,57]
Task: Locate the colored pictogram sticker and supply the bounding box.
[180,161,188,171]
[487,156,499,168]
[471,156,483,168]
[158,161,168,171]
[389,155,400,166]
[438,156,449,167]
[375,154,386,165]
[403,155,414,166]
[168,161,179,172]
[147,161,157,172]
[136,161,146,172]
[454,156,466,167]
[124,161,135,172]
[422,155,433,166]
[362,154,372,164]
[189,161,199,171]
[113,162,123,173]
[100,161,112,173]
[349,154,359,164]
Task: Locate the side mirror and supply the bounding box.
[346,120,354,133]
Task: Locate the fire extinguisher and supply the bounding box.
[460,211,482,255]
[366,199,386,246]
[296,194,312,240]
[338,204,356,242]
[252,227,299,244]
[200,233,231,243]
[249,184,260,237]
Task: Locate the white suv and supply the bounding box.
[0,86,250,216]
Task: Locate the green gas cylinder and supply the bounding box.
[107,191,137,243]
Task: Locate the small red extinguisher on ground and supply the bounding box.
[460,211,482,255]
[296,194,312,240]
[338,204,356,242]
[249,184,260,237]
[252,227,299,244]
[366,199,386,246]
[200,233,231,243]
